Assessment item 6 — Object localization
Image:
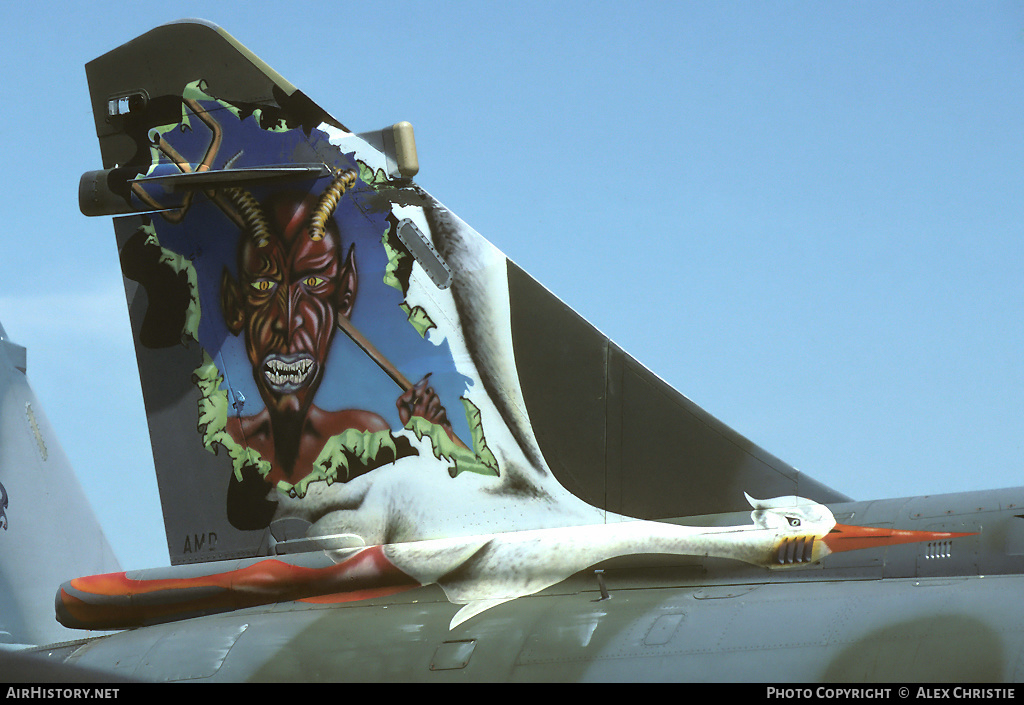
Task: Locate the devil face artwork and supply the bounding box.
[214,174,456,490]
[219,177,388,485]
[222,193,354,420]
[122,81,512,549]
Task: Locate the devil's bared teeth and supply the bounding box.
[263,357,313,387]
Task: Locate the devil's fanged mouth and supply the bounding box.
[261,354,315,393]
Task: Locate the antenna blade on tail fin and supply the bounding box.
[81,20,848,569]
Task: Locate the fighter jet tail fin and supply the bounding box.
[81,20,848,567]
[0,322,121,646]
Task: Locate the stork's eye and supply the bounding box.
[250,279,275,292]
[302,275,327,288]
[787,517,801,527]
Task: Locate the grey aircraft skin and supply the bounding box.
[4,20,1024,682]
[28,489,1024,682]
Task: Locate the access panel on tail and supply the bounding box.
[81,20,847,567]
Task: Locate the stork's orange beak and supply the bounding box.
[821,523,976,554]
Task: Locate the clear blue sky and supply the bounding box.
[2,1,1023,570]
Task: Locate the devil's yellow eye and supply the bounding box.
[250,279,275,292]
[302,276,326,288]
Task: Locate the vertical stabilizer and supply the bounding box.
[0,322,120,646]
[81,21,848,568]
